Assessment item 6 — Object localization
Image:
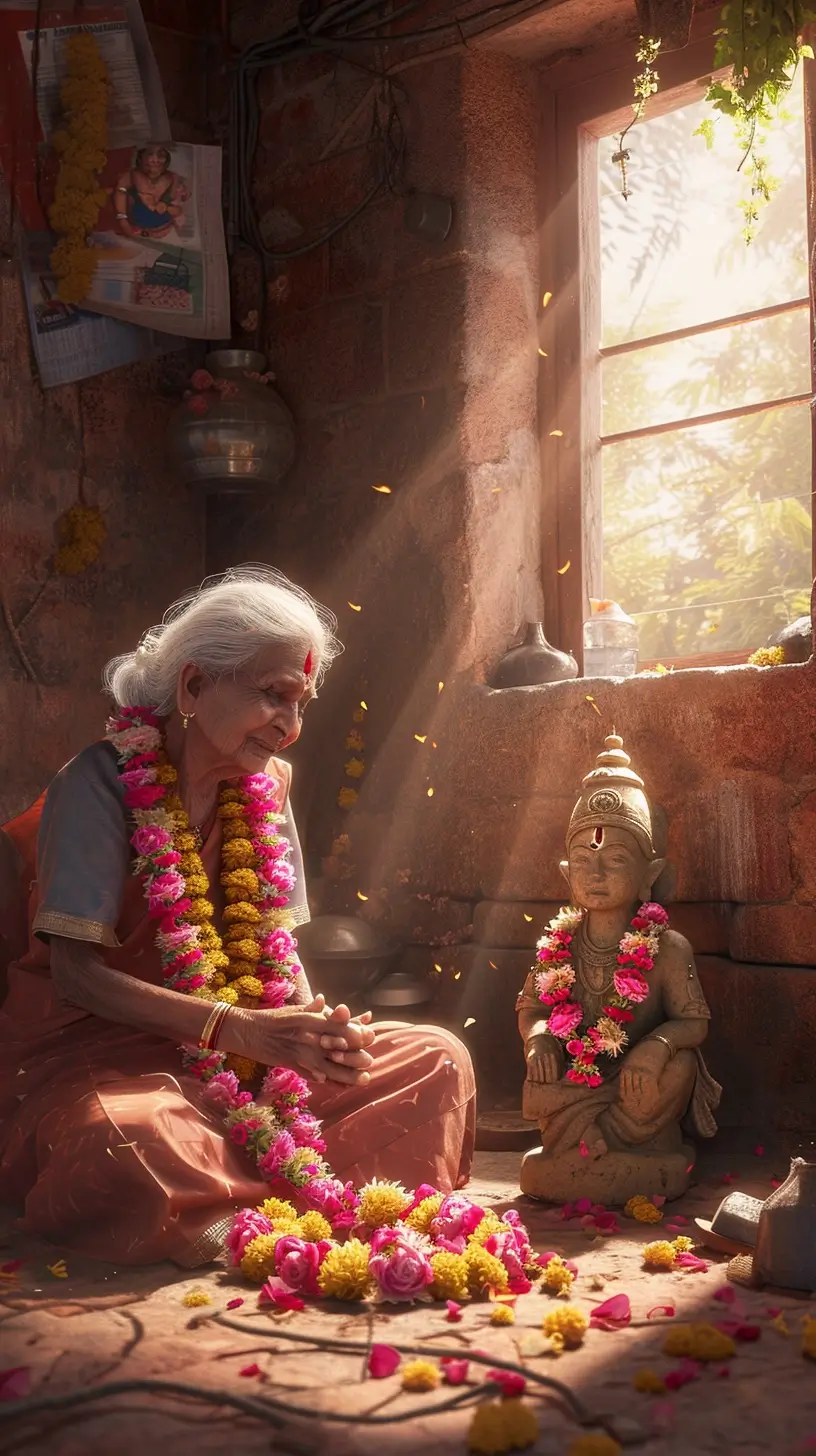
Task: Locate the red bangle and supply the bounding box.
[199,1001,231,1052]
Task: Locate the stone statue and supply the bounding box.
[517,733,722,1204]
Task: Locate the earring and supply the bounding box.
[182,711,195,730]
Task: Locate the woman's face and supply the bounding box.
[181,643,316,774]
[140,148,168,179]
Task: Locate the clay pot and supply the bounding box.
[489,622,578,688]
[168,348,296,494]
[754,1153,816,1292]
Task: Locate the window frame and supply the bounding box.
[537,12,816,671]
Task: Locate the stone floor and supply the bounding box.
[1,1144,815,1456]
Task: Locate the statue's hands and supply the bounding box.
[526,1034,563,1084]
[620,1038,669,1114]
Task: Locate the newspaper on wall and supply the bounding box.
[21,231,183,389]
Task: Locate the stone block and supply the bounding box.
[670,774,793,904]
[388,264,467,393]
[668,903,732,956]
[403,945,528,1101]
[475,797,577,900]
[697,955,816,1130]
[790,791,816,903]
[729,905,816,966]
[473,901,560,947]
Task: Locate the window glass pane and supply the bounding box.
[602,307,811,437]
[602,404,812,659]
[598,69,808,347]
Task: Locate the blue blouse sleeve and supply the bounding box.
[33,741,130,947]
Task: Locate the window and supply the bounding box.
[539,18,815,668]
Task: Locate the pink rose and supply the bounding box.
[368,1343,401,1379]
[263,928,297,962]
[613,968,650,1003]
[403,1184,439,1216]
[287,1114,325,1150]
[273,1235,328,1296]
[485,1230,527,1287]
[258,1130,296,1178]
[547,1001,584,1039]
[190,368,214,390]
[261,1067,310,1102]
[225,1208,272,1265]
[636,902,668,927]
[124,784,165,810]
[430,1194,485,1243]
[201,1070,241,1111]
[441,1357,469,1385]
[487,1369,526,1397]
[369,1235,434,1304]
[260,978,290,1009]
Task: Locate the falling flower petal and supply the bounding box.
[47,1260,68,1279]
[433,962,443,973]
[446,1300,463,1322]
[754,1145,765,1156]
[360,700,368,711]
[464,1017,475,1027]
[240,1363,262,1378]
[542,291,552,307]
[585,696,601,715]
[664,1223,683,1234]
[441,1357,469,1385]
[538,347,548,357]
[368,1344,401,1379]
[438,681,444,693]
[523,913,533,922]
[357,891,369,901]
[259,1280,305,1312]
[453,970,461,980]
[226,1297,245,1310]
[347,602,362,612]
[427,787,435,797]
[579,1139,589,1158]
[372,484,392,493]
[550,429,563,437]
[647,1304,676,1319]
[557,560,571,574]
[0,1369,31,1402]
[590,1293,632,1329]
[414,734,427,743]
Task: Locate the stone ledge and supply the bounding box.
[729,905,816,965]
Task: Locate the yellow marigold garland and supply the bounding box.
[49,33,110,302]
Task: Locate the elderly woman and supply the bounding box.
[0,567,475,1267]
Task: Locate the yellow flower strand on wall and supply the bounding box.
[54,503,107,576]
[49,33,110,303]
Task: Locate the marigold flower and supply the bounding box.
[468,1398,538,1453]
[540,1255,575,1295]
[297,1211,333,1243]
[467,1212,507,1246]
[406,1193,445,1234]
[624,1195,662,1224]
[642,1240,676,1269]
[344,757,365,780]
[671,1235,693,1253]
[257,1197,298,1223]
[233,976,265,999]
[224,901,261,923]
[317,1239,372,1300]
[429,1250,470,1302]
[222,838,256,868]
[490,1303,515,1325]
[240,1234,283,1281]
[633,1368,666,1393]
[401,1359,441,1392]
[181,1289,212,1307]
[465,1244,510,1295]
[337,787,358,810]
[217,985,240,1006]
[344,732,364,751]
[663,1323,736,1361]
[225,1053,256,1080]
[357,1179,412,1229]
[542,1305,588,1349]
[567,1436,621,1456]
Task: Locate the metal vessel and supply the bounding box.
[169,348,296,494]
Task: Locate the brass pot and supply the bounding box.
[168,348,296,494]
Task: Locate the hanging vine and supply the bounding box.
[613,37,662,199]
[696,0,816,241]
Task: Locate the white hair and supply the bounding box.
[103,564,342,712]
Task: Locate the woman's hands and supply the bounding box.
[226,996,376,1085]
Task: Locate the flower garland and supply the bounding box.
[534,902,669,1086]
[228,1184,543,1305]
[48,33,110,304]
[106,706,354,1214]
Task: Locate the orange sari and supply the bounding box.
[0,744,475,1266]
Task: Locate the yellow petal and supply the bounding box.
[585,696,601,715]
[427,787,435,797]
[433,963,443,973]
[523,913,533,922]
[360,700,368,711]
[538,347,548,357]
[372,484,392,494]
[357,891,369,901]
[542,291,552,307]
[550,429,563,438]
[348,602,362,611]
[557,560,571,574]
[414,734,427,743]
[464,1016,475,1026]
[454,971,462,980]
[437,681,444,693]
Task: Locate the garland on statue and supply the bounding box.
[535,902,669,1086]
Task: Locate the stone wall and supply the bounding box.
[216,4,816,1132]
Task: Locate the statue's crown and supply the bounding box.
[567,732,655,857]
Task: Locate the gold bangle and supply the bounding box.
[199,1001,231,1052]
[649,1033,675,1058]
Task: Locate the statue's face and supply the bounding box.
[564,826,651,911]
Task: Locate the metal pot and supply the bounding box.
[296,914,398,1009]
[168,348,296,494]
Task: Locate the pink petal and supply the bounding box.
[650,1194,666,1208]
[226,1297,245,1310]
[487,1369,526,1396]
[647,1303,676,1319]
[664,1358,702,1391]
[754,1145,765,1157]
[716,1321,761,1342]
[240,1363,262,1377]
[0,1368,31,1401]
[564,1259,579,1276]
[574,1198,593,1215]
[368,1344,401,1379]
[675,1252,709,1273]
[440,1357,469,1385]
[670,1214,688,1225]
[590,1293,632,1330]
[259,1279,305,1312]
[664,1223,683,1234]
[712,1285,736,1304]
[716,1365,731,1379]
[593,1211,618,1230]
[536,1250,559,1267]
[579,1139,589,1158]
[721,1173,735,1185]
[446,1300,463,1322]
